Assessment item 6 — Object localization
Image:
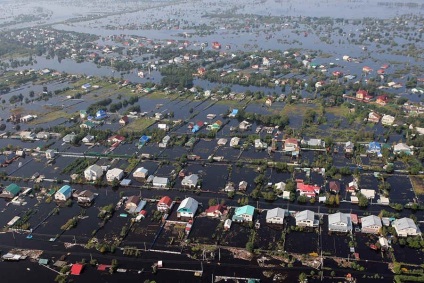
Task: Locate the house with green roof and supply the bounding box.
[2,183,21,198]
[232,205,255,223]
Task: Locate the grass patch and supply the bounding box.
[410,176,424,196]
[29,109,72,125]
[281,103,317,115]
[325,105,350,117]
[119,118,155,133]
[144,90,172,99]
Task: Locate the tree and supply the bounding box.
[357,193,369,207]
[299,272,307,282]
[246,241,254,253]
[208,198,217,207]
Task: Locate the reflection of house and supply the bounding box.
[328,212,352,233]
[232,205,255,222]
[205,204,225,218]
[393,217,421,237]
[133,167,148,179]
[181,174,199,188]
[55,185,72,201]
[157,196,173,212]
[84,164,103,181]
[295,210,317,227]
[361,215,382,234]
[177,197,198,218]
[266,208,286,224]
[106,168,124,182]
[393,143,412,155]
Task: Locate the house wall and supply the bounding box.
[266,217,284,224]
[296,220,313,227]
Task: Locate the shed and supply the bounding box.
[70,263,84,275]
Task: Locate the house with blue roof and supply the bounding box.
[139,135,151,147]
[229,109,238,118]
[95,109,107,120]
[232,205,255,223]
[55,185,72,201]
[367,141,382,157]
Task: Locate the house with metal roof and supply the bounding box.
[153,176,169,188]
[2,183,21,198]
[55,185,72,201]
[295,210,317,227]
[177,197,199,218]
[157,196,173,212]
[232,205,255,222]
[106,168,124,182]
[133,167,148,179]
[328,212,352,233]
[84,164,103,181]
[393,217,421,237]
[77,190,95,203]
[266,208,286,225]
[361,215,382,234]
[181,174,199,188]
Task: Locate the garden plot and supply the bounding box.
[254,212,284,251]
[386,176,416,204]
[187,216,221,245]
[353,232,387,262]
[392,244,424,265]
[284,217,319,254]
[219,221,252,249]
[152,221,187,252]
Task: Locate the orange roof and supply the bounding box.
[71,263,84,275]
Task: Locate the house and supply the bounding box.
[70,263,84,275]
[393,217,421,237]
[284,138,299,155]
[82,134,95,143]
[95,109,107,120]
[181,174,199,188]
[368,112,382,123]
[265,97,273,106]
[367,141,382,157]
[106,168,124,182]
[376,95,389,105]
[107,135,125,144]
[119,115,129,126]
[20,131,36,141]
[63,133,76,143]
[356,89,368,100]
[158,123,170,131]
[125,196,140,211]
[381,114,395,126]
[36,131,50,140]
[238,181,248,191]
[295,210,317,227]
[80,121,95,129]
[345,141,354,154]
[230,137,240,147]
[45,149,55,159]
[2,183,21,198]
[232,205,255,222]
[55,185,72,201]
[274,181,286,191]
[328,212,352,233]
[361,215,382,234]
[177,197,198,218]
[139,135,150,146]
[239,120,252,131]
[81,83,91,90]
[79,110,88,119]
[217,138,227,146]
[296,181,320,197]
[266,208,286,225]
[224,219,232,230]
[224,182,235,192]
[360,189,376,200]
[159,135,171,148]
[77,190,95,203]
[254,139,267,149]
[84,164,103,181]
[205,204,226,218]
[329,181,340,194]
[157,196,173,212]
[393,143,412,155]
[301,138,325,148]
[153,176,169,188]
[133,167,148,179]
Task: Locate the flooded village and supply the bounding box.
[0,0,423,282]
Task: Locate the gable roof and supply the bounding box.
[70,263,84,275]
[234,205,255,216]
[296,210,315,221]
[205,204,225,214]
[158,196,172,207]
[177,197,198,213]
[57,185,72,196]
[393,217,417,231]
[5,183,20,195]
[361,215,382,228]
[328,212,348,225]
[329,181,340,192]
[266,208,286,219]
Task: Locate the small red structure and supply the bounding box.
[70,263,84,275]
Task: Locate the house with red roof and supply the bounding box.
[205,204,226,218]
[296,181,320,197]
[70,263,84,275]
[356,89,368,100]
[119,115,129,126]
[157,196,173,212]
[376,95,389,105]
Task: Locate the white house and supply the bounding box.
[328,212,352,233]
[84,164,103,181]
[45,149,55,159]
[393,143,412,155]
[361,215,382,234]
[106,168,124,182]
[157,196,173,212]
[393,217,421,237]
[133,167,148,179]
[266,208,286,225]
[177,197,199,218]
[181,174,199,188]
[153,176,169,188]
[295,210,317,227]
[381,114,395,126]
[54,185,72,201]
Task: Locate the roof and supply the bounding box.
[177,197,199,214]
[79,190,94,198]
[205,204,225,214]
[127,195,140,205]
[134,167,148,174]
[86,164,103,174]
[328,212,348,225]
[158,196,172,207]
[393,217,417,231]
[153,176,169,185]
[5,183,20,195]
[329,181,340,192]
[266,208,286,219]
[234,205,255,216]
[182,174,199,184]
[70,263,84,275]
[296,210,315,222]
[361,215,382,228]
[57,185,72,196]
